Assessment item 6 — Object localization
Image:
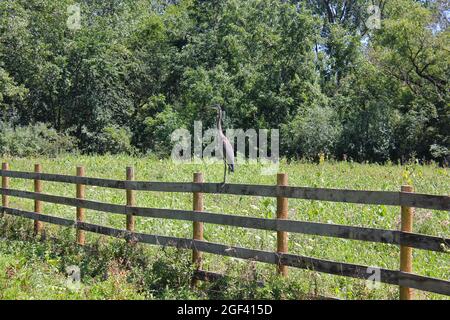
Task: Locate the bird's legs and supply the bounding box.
[221,159,227,189]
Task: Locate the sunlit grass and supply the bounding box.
[0,155,448,300]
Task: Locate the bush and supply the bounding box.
[0,123,76,157]
[100,125,136,155]
[145,106,184,157]
[133,96,183,157]
[78,125,136,155]
[282,105,341,160]
[429,144,449,165]
[338,104,395,162]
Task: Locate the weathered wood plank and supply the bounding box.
[74,223,450,296]
[0,188,448,252]
[2,163,9,213]
[398,272,450,296]
[0,170,121,188]
[0,188,125,214]
[400,185,415,300]
[110,229,450,295]
[2,207,450,296]
[1,170,448,210]
[2,207,75,227]
[76,166,86,245]
[399,232,449,252]
[132,206,449,252]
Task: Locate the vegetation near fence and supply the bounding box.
[1,162,449,299]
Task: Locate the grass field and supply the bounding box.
[0,155,448,300]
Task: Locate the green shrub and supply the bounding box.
[429,144,449,164]
[338,103,395,163]
[282,105,341,160]
[133,96,183,157]
[79,125,136,155]
[0,123,76,157]
[101,125,136,155]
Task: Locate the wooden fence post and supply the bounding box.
[2,162,9,213]
[126,166,136,241]
[192,172,204,287]
[76,166,85,245]
[400,185,414,300]
[34,164,43,236]
[276,173,289,276]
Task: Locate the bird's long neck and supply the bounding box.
[216,110,222,132]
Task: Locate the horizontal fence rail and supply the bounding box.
[0,170,448,210]
[1,165,449,299]
[0,188,449,253]
[2,207,450,296]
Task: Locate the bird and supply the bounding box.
[211,105,234,187]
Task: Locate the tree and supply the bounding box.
[371,0,449,161]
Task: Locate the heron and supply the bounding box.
[211,105,234,186]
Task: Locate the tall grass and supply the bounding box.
[0,155,448,299]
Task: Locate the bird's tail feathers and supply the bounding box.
[227,164,234,173]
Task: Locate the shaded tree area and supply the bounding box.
[0,0,448,162]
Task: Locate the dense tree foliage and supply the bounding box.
[0,0,448,162]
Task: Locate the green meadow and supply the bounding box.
[0,155,448,300]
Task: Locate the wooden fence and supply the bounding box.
[0,163,449,299]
